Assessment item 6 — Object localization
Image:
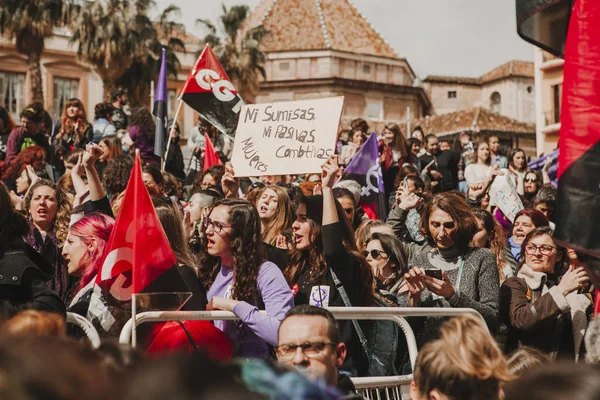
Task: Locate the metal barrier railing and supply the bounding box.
[66,312,101,348]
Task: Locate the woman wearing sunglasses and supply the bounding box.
[363,233,408,303]
[500,227,591,360]
[198,198,294,359]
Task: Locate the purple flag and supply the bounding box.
[341,133,387,218]
[528,149,559,188]
[153,48,168,158]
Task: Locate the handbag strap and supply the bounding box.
[330,269,368,351]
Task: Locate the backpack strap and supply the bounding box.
[330,269,368,352]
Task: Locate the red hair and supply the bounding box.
[0,145,47,183]
[69,212,114,290]
[513,209,549,229]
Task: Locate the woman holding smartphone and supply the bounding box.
[400,192,500,346]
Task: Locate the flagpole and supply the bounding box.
[163,99,184,172]
[131,293,137,348]
[150,80,155,110]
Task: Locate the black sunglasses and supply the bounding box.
[362,249,387,259]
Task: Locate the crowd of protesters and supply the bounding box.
[0,95,597,400]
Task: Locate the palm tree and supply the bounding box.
[71,0,184,102]
[197,4,268,103]
[0,0,76,103]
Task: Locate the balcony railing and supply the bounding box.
[543,109,560,126]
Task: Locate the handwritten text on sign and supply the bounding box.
[231,97,344,176]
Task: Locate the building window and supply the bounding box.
[53,78,79,114]
[279,62,290,71]
[490,91,501,113]
[0,71,26,121]
[527,85,534,94]
[366,100,383,120]
[552,83,562,124]
[447,90,457,99]
[362,64,371,74]
[168,89,177,118]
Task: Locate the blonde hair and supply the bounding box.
[1,310,66,337]
[256,185,293,246]
[354,220,388,252]
[24,179,72,245]
[413,315,513,400]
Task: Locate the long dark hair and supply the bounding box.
[0,183,30,255]
[130,107,156,144]
[284,195,374,304]
[198,199,265,304]
[153,198,197,270]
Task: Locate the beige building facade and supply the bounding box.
[0,30,201,139]
[533,48,563,156]
[423,60,536,124]
[247,0,431,132]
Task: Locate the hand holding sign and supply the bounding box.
[230,97,344,177]
[321,155,339,189]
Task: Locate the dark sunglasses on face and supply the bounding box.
[362,249,387,260]
[524,177,537,183]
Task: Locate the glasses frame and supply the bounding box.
[202,217,231,233]
[275,341,338,360]
[525,243,557,256]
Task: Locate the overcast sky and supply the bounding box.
[155,0,534,78]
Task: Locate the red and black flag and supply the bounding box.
[203,132,222,172]
[516,0,573,58]
[153,48,168,159]
[554,0,600,280]
[180,44,244,138]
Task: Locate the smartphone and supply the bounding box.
[424,269,443,280]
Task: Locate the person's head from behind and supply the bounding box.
[19,105,43,135]
[532,185,556,221]
[153,198,195,268]
[0,106,16,134]
[511,209,549,246]
[354,219,393,252]
[425,134,439,155]
[364,232,407,280]
[519,227,564,275]
[410,315,512,400]
[102,155,134,195]
[142,165,165,197]
[98,135,122,163]
[420,192,478,251]
[0,183,29,245]
[61,212,114,290]
[94,102,115,122]
[276,305,345,386]
[523,171,541,195]
[509,148,527,172]
[503,363,600,400]
[332,187,356,226]
[506,347,549,377]
[351,117,369,134]
[1,310,66,338]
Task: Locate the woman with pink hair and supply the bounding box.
[62,212,115,322]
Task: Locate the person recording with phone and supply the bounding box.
[392,192,500,347]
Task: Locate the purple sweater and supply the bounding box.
[206,261,293,358]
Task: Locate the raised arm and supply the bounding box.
[83,143,106,201]
[321,155,339,226]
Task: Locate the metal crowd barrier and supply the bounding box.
[118,307,484,400]
[66,312,101,348]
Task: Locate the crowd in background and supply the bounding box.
[1,92,597,400]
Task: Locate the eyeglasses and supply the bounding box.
[362,249,387,260]
[276,341,338,360]
[524,177,537,183]
[525,244,556,256]
[202,217,231,233]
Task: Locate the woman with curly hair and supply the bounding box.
[55,98,93,149]
[1,145,48,191]
[198,198,293,358]
[101,155,134,215]
[128,107,159,165]
[284,156,373,376]
[24,179,72,300]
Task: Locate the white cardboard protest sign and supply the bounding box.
[489,169,524,222]
[230,97,344,177]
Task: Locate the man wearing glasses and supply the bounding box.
[276,305,357,396]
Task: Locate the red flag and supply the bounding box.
[96,155,177,295]
[203,133,222,172]
[554,0,600,283]
[180,44,244,138]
